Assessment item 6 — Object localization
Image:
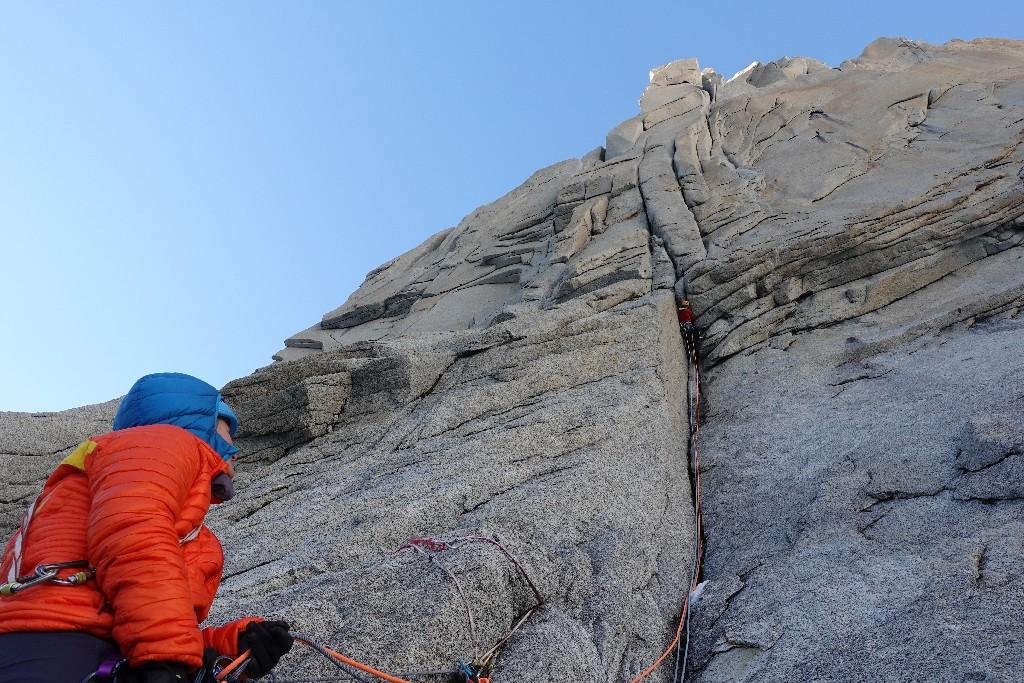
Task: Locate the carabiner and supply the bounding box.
[0,565,58,595]
[0,561,94,596]
[209,652,251,682]
[40,561,95,586]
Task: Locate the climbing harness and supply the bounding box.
[78,651,248,683]
[630,297,706,683]
[0,560,94,596]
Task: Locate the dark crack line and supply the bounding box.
[958,449,1020,474]
[222,556,280,581]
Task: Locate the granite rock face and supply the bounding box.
[3,37,1024,682]
[0,401,118,536]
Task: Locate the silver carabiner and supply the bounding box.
[0,565,58,595]
[1,561,93,596]
[39,561,95,587]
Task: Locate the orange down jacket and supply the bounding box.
[0,424,259,669]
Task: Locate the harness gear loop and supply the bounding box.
[3,523,198,597]
[0,560,94,596]
[81,655,127,683]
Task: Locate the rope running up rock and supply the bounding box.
[395,535,545,681]
[219,302,700,683]
[228,537,543,683]
[629,299,706,683]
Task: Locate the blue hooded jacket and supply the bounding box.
[112,372,240,461]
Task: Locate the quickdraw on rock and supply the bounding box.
[456,659,494,683]
[0,560,94,596]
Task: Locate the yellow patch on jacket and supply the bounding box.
[60,439,98,471]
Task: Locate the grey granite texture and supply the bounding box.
[2,37,1023,682]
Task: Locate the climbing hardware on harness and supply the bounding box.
[80,655,126,683]
[0,560,94,596]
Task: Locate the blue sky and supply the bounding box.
[2,1,1021,412]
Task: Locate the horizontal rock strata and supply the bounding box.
[3,37,1023,682]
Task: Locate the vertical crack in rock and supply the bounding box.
[4,37,1024,683]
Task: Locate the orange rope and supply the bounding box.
[215,638,414,683]
[629,309,706,683]
[217,311,703,683]
[295,636,414,683]
[215,649,251,681]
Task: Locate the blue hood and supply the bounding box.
[113,372,240,461]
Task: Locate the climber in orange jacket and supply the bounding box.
[0,373,293,682]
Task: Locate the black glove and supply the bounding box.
[122,662,191,683]
[201,648,222,678]
[237,620,293,679]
